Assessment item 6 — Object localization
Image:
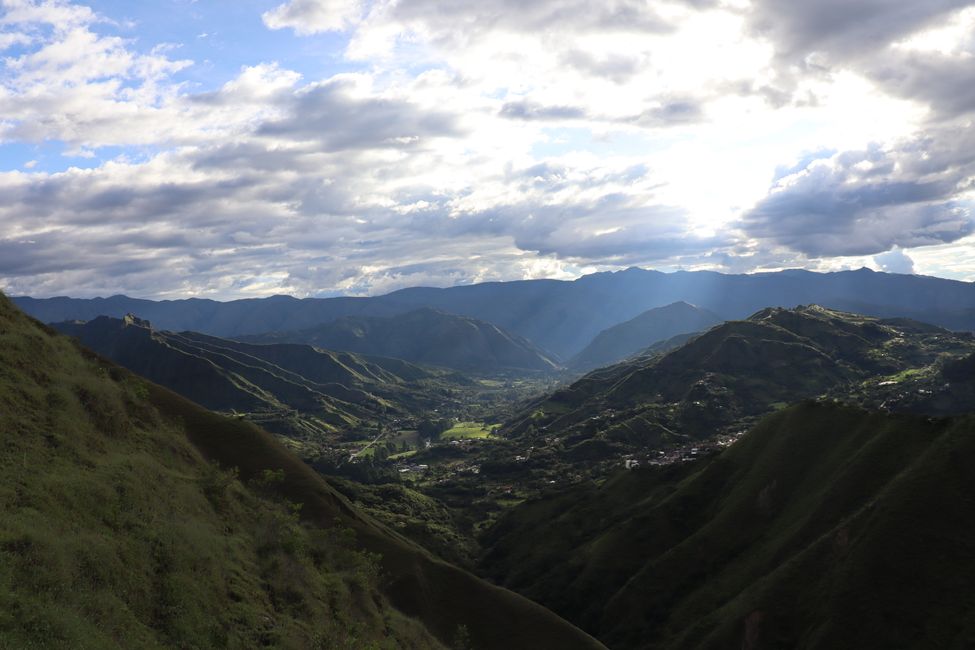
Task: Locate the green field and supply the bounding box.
[442,421,497,439]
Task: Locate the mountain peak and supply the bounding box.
[122,313,152,329]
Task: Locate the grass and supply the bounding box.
[0,296,438,650]
[482,401,975,649]
[877,366,929,383]
[389,450,418,460]
[443,422,498,440]
[0,293,606,650]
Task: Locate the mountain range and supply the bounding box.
[505,305,975,458]
[238,307,559,373]
[15,267,975,359]
[51,314,455,446]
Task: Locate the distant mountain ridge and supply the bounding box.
[52,314,443,439]
[569,301,723,371]
[239,307,560,373]
[13,267,975,358]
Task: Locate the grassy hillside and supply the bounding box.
[51,316,472,451]
[510,306,975,454]
[483,401,975,649]
[0,294,604,649]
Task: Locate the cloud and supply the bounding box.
[868,46,975,120]
[0,4,193,149]
[874,246,916,273]
[741,0,975,115]
[498,100,587,121]
[262,0,363,34]
[741,136,975,256]
[746,0,971,66]
[257,77,463,150]
[5,0,975,300]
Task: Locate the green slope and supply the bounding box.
[0,294,604,650]
[483,401,975,649]
[52,315,454,444]
[511,305,975,450]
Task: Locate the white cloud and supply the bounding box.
[262,0,363,35]
[873,246,916,274]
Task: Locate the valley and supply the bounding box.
[10,3,975,647]
[10,269,975,649]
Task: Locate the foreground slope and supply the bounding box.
[0,294,604,649]
[240,307,560,373]
[483,401,975,649]
[569,301,723,371]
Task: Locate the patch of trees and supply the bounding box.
[417,418,451,440]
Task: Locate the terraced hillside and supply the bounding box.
[0,293,605,649]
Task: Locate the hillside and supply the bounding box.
[508,305,975,457]
[15,267,975,358]
[52,315,446,444]
[569,302,722,371]
[0,293,605,649]
[240,308,560,373]
[482,401,975,649]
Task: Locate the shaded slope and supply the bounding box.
[0,294,605,649]
[16,267,975,359]
[569,301,722,371]
[52,315,449,441]
[483,401,975,649]
[242,307,560,373]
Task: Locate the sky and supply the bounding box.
[1,0,974,299]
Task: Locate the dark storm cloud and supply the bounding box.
[257,79,462,150]
[741,139,975,256]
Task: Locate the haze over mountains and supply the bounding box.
[569,301,723,371]
[16,268,975,361]
[238,308,559,373]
